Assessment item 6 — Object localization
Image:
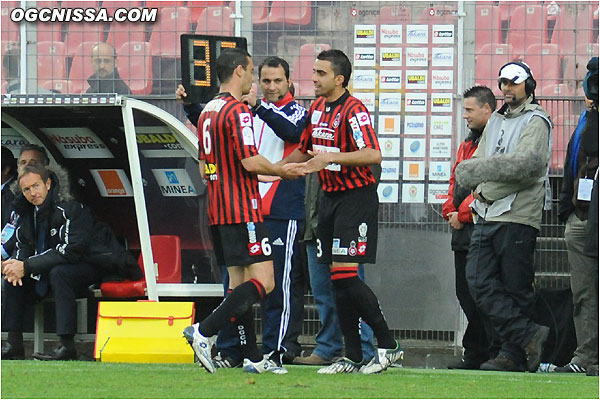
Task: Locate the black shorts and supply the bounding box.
[317,185,379,264]
[210,222,273,267]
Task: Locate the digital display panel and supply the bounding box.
[181,34,248,104]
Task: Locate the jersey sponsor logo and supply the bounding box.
[311,110,322,125]
[312,127,335,141]
[356,112,370,126]
[247,222,257,243]
[312,144,341,171]
[357,241,367,256]
[242,126,255,146]
[349,116,360,132]
[239,112,252,127]
[205,162,217,180]
[248,242,263,256]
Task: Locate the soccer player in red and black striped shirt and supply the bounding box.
[183,48,303,375]
[282,49,403,374]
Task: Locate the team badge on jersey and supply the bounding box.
[356,112,371,126]
[332,112,341,128]
[311,111,322,125]
[239,113,252,127]
[358,223,368,242]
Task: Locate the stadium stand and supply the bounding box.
[64,21,106,57]
[41,79,70,94]
[1,5,19,43]
[117,41,152,95]
[523,43,562,87]
[101,0,143,15]
[144,0,186,10]
[37,21,64,43]
[37,41,67,81]
[267,1,312,26]
[291,43,330,96]
[67,41,97,93]
[194,6,234,36]
[250,1,270,25]
[506,4,548,58]
[188,1,228,27]
[99,235,182,298]
[474,43,514,95]
[475,4,502,53]
[540,83,575,98]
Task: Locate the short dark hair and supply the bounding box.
[1,146,16,175]
[258,56,290,80]
[216,48,251,83]
[463,85,497,112]
[317,49,352,88]
[18,163,50,187]
[20,144,50,166]
[2,46,20,80]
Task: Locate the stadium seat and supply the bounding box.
[1,6,19,43]
[251,1,270,25]
[144,1,186,10]
[497,2,518,24]
[99,235,182,298]
[41,79,71,93]
[106,20,147,50]
[550,5,594,56]
[195,6,233,36]
[188,1,228,26]
[148,7,191,57]
[563,42,599,83]
[506,5,548,58]
[267,1,312,26]
[37,22,64,43]
[37,41,67,81]
[291,43,330,96]
[376,5,411,24]
[102,1,143,15]
[64,21,106,57]
[474,43,514,96]
[523,43,562,87]
[67,41,97,93]
[540,83,575,97]
[61,1,100,8]
[117,41,152,95]
[475,5,502,52]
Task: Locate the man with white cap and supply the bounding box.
[454,61,553,372]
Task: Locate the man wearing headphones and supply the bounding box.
[454,61,553,372]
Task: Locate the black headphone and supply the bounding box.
[498,61,537,96]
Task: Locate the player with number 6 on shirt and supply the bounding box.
[281,49,404,374]
[183,48,303,375]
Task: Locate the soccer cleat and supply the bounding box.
[555,363,586,373]
[317,357,363,374]
[183,323,216,374]
[242,357,288,374]
[360,341,404,374]
[213,352,242,369]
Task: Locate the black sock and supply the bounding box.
[200,279,266,337]
[236,308,262,362]
[7,332,23,348]
[332,283,363,363]
[334,276,396,350]
[59,334,76,350]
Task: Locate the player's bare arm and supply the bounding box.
[302,148,381,174]
[241,154,305,180]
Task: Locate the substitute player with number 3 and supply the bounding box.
[183,48,303,374]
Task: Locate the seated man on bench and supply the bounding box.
[1,164,141,360]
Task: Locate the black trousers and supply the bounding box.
[2,263,103,336]
[466,221,541,364]
[454,250,493,363]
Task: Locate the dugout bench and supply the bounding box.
[1,93,223,353]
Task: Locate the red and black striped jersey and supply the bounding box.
[198,92,263,225]
[298,90,380,192]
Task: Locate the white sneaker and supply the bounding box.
[242,357,288,374]
[361,341,404,374]
[317,357,362,374]
[183,323,216,374]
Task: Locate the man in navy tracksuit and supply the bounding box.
[176,56,307,367]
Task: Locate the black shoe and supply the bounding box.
[33,345,77,361]
[212,352,242,369]
[448,358,481,370]
[1,342,25,360]
[524,325,550,373]
[480,355,526,372]
[555,363,587,373]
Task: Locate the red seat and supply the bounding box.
[99,235,182,298]
[291,43,330,96]
[375,5,411,24]
[195,6,233,36]
[61,0,99,7]
[37,22,64,43]
[523,43,562,87]
[144,1,186,10]
[506,5,548,59]
[37,41,67,81]
[149,7,191,57]
[267,1,311,26]
[64,21,106,57]
[41,79,71,93]
[250,1,270,25]
[563,42,599,83]
[540,83,575,97]
[102,1,142,14]
[189,1,228,25]
[1,6,19,43]
[117,41,152,95]
[106,20,147,50]
[475,5,502,52]
[67,41,97,93]
[474,44,514,96]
